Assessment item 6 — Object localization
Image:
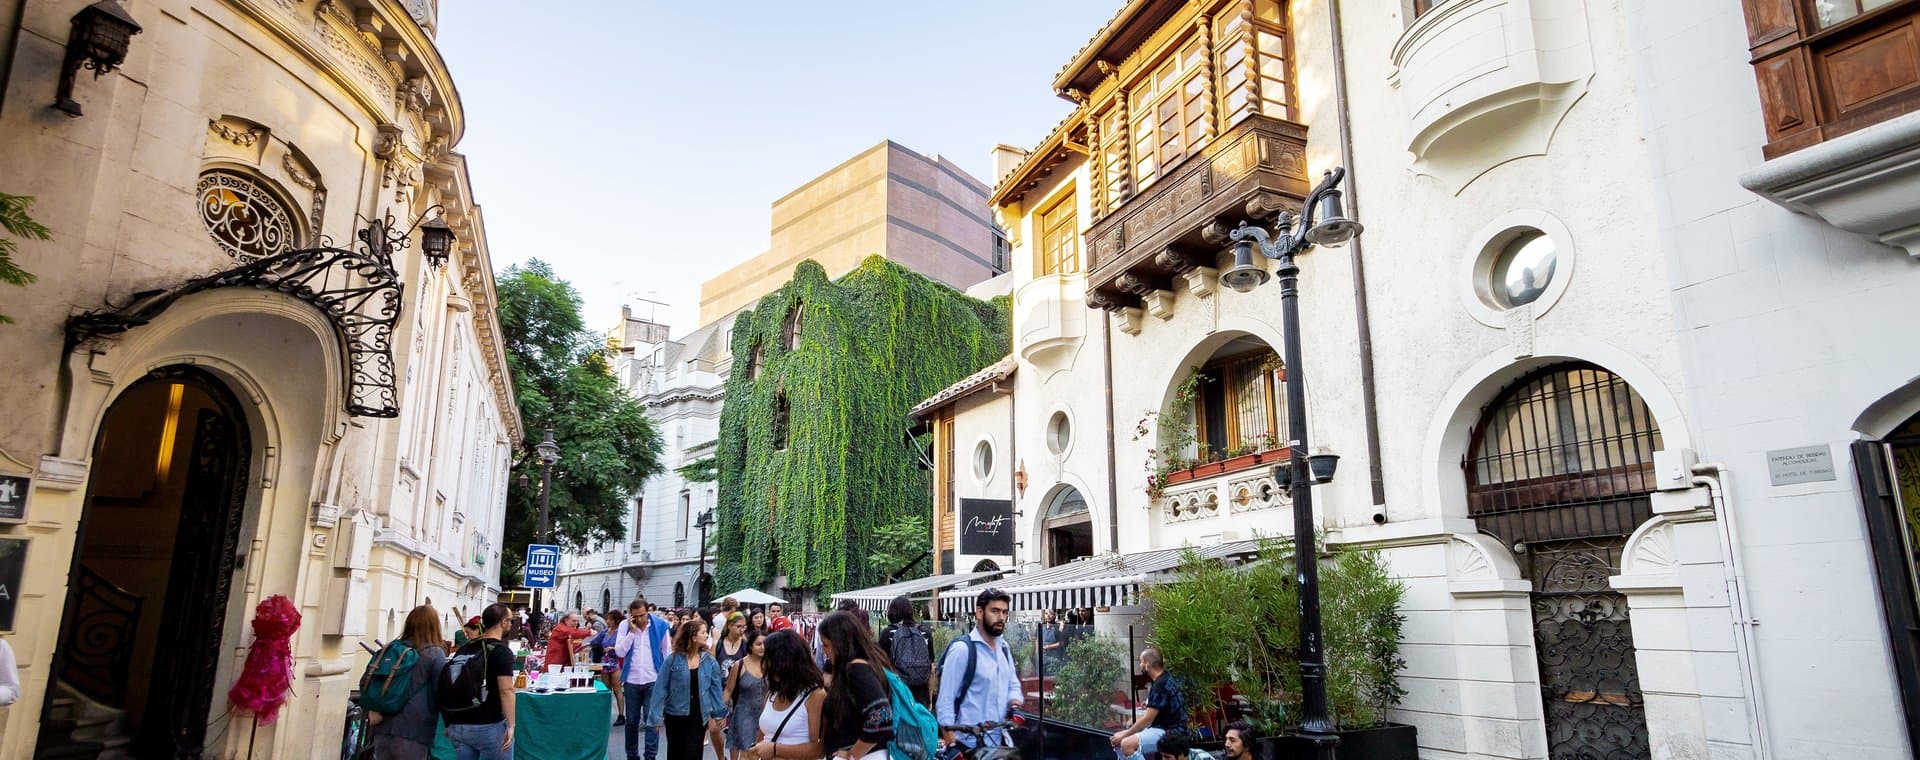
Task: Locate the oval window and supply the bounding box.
[1047,411,1072,454]
[973,440,994,480]
[1492,230,1557,308]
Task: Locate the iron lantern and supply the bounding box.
[536,428,560,466]
[419,216,454,269]
[54,1,143,117]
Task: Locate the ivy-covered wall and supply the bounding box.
[713,256,1009,597]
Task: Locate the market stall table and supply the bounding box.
[433,681,614,760]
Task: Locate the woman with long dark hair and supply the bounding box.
[723,628,768,760]
[817,610,896,759]
[876,595,932,707]
[749,631,826,760]
[646,617,729,760]
[368,605,447,758]
[748,609,769,635]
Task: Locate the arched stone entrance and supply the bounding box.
[1040,486,1092,567]
[42,365,253,758]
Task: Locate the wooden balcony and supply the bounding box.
[1085,115,1310,311]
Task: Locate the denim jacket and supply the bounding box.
[645,651,730,724]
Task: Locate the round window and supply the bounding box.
[1047,411,1072,454]
[197,169,298,263]
[1491,230,1557,308]
[973,440,994,480]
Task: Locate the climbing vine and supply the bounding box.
[713,257,1010,597]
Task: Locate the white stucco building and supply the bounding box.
[0,0,517,755]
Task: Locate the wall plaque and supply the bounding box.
[0,538,24,631]
[0,473,28,523]
[1767,445,1837,486]
[958,498,1014,557]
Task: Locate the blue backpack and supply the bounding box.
[883,666,940,760]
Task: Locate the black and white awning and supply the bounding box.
[837,569,1006,609]
[938,540,1261,617]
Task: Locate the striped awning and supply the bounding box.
[939,540,1262,616]
[836,569,1006,609]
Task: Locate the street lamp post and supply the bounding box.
[694,508,716,607]
[533,428,560,626]
[1223,167,1361,760]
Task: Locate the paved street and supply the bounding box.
[602,703,725,760]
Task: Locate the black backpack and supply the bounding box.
[437,639,494,715]
[888,623,933,687]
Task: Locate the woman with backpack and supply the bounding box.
[722,628,768,760]
[364,605,448,758]
[647,617,730,760]
[749,631,826,760]
[817,610,897,760]
[876,595,933,707]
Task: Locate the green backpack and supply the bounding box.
[356,640,420,714]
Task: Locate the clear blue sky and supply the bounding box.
[436,1,1119,335]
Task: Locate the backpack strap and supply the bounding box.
[948,638,982,720]
[772,686,815,744]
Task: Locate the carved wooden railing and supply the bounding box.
[1086,115,1310,311]
[57,565,144,707]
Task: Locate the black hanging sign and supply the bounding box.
[958,498,1014,557]
[0,538,24,631]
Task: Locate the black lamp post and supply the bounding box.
[694,508,716,606]
[533,428,560,622]
[1225,167,1361,760]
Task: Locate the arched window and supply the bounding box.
[782,304,804,351]
[1466,362,1661,759]
[674,582,686,609]
[1466,362,1664,546]
[772,391,791,450]
[1042,487,1093,567]
[196,169,299,263]
[603,588,613,614]
[575,591,584,612]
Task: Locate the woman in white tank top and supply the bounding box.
[748,630,827,760]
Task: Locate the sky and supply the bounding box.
[436,1,1120,336]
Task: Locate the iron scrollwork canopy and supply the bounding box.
[65,212,439,418]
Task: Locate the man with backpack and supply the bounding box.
[935,589,1022,752]
[878,595,934,707]
[438,603,517,759]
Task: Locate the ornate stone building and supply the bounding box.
[0,0,517,756]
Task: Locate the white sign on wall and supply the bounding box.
[1766,445,1837,487]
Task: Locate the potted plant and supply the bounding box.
[1148,539,1416,760]
[1137,369,1203,493]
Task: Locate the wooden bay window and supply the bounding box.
[1037,191,1081,276]
[1742,0,1920,156]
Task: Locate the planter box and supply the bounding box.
[1164,450,1287,485]
[1256,723,1418,760]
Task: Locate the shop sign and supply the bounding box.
[0,538,24,631]
[0,473,28,523]
[958,498,1014,556]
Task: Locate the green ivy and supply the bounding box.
[712,256,1009,597]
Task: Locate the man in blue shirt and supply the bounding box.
[1112,648,1185,760]
[936,588,1023,750]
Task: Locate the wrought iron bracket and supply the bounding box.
[65,211,435,418]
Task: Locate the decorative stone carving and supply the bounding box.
[209,119,264,147]
[1505,303,1535,358]
[401,74,433,113]
[1144,290,1176,320]
[1115,272,1155,297]
[1112,307,1144,336]
[1154,246,1199,274]
[1182,266,1219,299]
[1227,471,1285,514]
[282,153,317,189]
[373,123,403,160]
[1085,290,1118,312]
[314,8,394,102]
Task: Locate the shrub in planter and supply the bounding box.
[1147,538,1407,739]
[1048,632,1129,729]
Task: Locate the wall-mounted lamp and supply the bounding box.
[54,1,142,117]
[1014,459,1028,497]
[419,215,454,270]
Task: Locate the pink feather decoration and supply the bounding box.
[227,594,302,723]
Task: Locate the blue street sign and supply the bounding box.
[525,544,560,589]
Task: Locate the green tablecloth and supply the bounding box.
[432,681,613,760]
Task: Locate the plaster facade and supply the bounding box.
[0,0,516,755]
[1625,0,1920,756]
[696,141,1005,323]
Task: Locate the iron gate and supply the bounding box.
[1528,540,1649,759]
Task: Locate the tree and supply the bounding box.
[0,192,52,324]
[495,260,664,585]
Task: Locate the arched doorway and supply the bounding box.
[1042,487,1093,567]
[674,582,686,609]
[1467,362,1662,759]
[44,366,252,757]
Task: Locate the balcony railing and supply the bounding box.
[1085,115,1310,312]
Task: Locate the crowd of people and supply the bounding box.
[355,590,1259,760]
